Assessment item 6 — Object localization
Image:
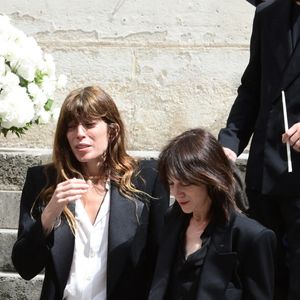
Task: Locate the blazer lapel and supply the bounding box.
[281,42,300,92]
[196,219,237,300]
[51,218,75,294]
[271,0,300,96]
[106,182,144,298]
[270,0,293,72]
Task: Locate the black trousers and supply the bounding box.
[247,190,300,300]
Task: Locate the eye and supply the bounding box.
[180,182,191,187]
[67,121,77,129]
[83,121,97,128]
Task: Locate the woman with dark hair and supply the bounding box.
[149,128,276,300]
[11,86,169,300]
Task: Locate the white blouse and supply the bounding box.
[63,181,110,300]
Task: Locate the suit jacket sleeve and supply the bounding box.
[149,166,170,247]
[218,9,261,155]
[136,160,170,295]
[137,160,169,260]
[11,166,53,280]
[240,228,276,300]
[246,0,263,6]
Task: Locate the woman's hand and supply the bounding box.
[41,178,89,235]
[282,122,300,152]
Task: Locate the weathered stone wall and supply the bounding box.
[0,0,255,150]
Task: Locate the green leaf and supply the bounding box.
[19,76,29,88]
[35,70,46,85]
[0,123,32,138]
[44,99,54,111]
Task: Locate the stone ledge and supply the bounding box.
[0,148,51,191]
[0,272,43,300]
[0,148,248,190]
[0,191,21,229]
[0,229,17,272]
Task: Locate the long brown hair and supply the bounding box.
[158,128,237,223]
[36,86,139,232]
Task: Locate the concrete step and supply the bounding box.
[0,148,247,190]
[0,148,51,191]
[0,148,162,190]
[0,272,43,300]
[0,229,16,272]
[0,191,21,230]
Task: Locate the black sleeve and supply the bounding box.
[137,159,170,251]
[246,0,263,6]
[218,9,261,155]
[11,167,52,280]
[241,228,276,300]
[135,159,170,296]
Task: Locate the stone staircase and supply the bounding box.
[0,148,247,299]
[0,148,51,300]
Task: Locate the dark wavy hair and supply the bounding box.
[158,128,237,223]
[35,86,139,232]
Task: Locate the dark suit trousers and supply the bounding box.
[247,190,300,300]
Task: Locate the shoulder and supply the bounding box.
[232,212,271,233]
[256,0,285,14]
[230,212,276,245]
[25,163,56,188]
[136,159,158,174]
[134,159,158,185]
[27,163,55,178]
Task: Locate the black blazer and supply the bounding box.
[11,159,169,300]
[219,0,300,195]
[149,203,276,300]
[246,0,263,6]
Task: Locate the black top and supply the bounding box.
[291,2,300,48]
[165,216,213,300]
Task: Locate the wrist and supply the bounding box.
[41,209,61,236]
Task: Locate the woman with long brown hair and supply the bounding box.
[149,128,276,300]
[12,86,169,300]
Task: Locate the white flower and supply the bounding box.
[0,86,35,128]
[41,75,56,98]
[37,109,51,124]
[28,83,48,107]
[0,71,20,90]
[15,60,36,81]
[0,14,67,136]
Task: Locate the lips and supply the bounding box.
[178,200,189,206]
[75,143,91,150]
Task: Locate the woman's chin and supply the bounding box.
[179,206,192,214]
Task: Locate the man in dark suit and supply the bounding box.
[219,0,300,299]
[246,0,264,5]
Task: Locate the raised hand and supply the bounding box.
[222,147,237,162]
[41,178,89,235]
[282,122,300,152]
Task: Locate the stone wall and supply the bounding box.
[0,0,255,150]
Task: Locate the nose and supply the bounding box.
[75,124,87,138]
[170,183,184,198]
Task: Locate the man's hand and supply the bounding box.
[223,147,237,162]
[282,122,300,152]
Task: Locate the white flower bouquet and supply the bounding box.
[0,15,67,137]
